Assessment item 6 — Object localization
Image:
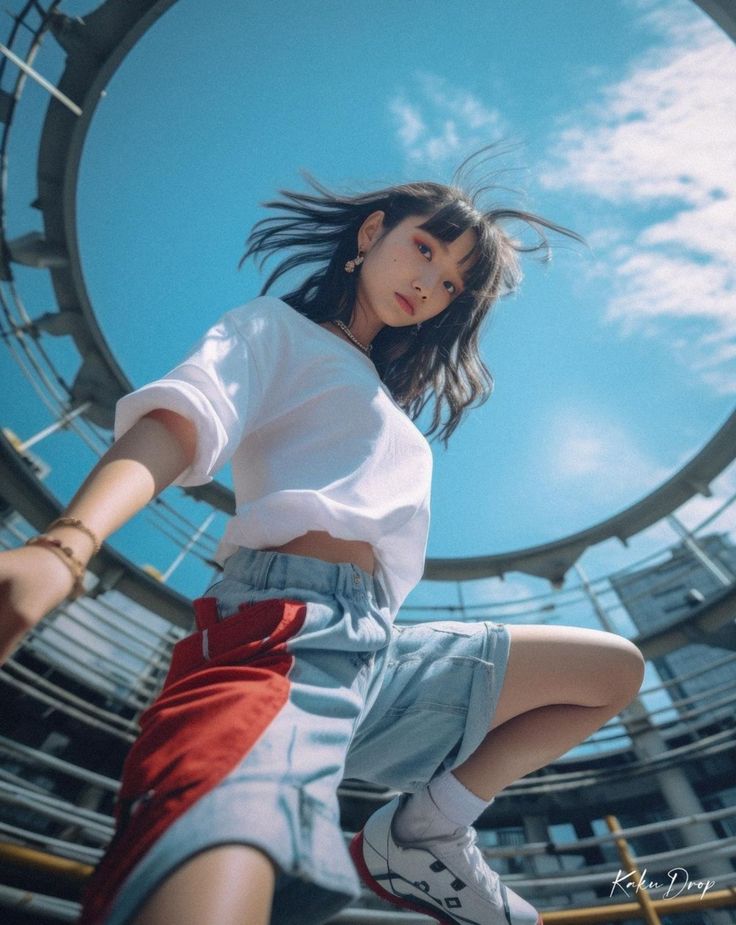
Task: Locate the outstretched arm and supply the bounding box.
[0,409,197,663]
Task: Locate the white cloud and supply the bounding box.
[541,3,736,394]
[639,195,734,263]
[389,73,505,166]
[389,100,425,147]
[547,407,669,499]
[627,0,716,46]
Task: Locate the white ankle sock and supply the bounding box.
[393,770,493,843]
[429,769,491,827]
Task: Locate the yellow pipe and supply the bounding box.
[2,838,734,923]
[541,888,736,922]
[0,841,93,883]
[605,814,661,925]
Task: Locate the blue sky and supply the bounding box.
[3,0,735,625]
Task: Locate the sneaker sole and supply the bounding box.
[349,831,544,925]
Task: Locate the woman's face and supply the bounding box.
[354,211,476,332]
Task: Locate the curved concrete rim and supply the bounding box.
[31,0,736,584]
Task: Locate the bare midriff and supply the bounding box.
[264,530,375,576]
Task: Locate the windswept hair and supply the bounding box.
[241,154,582,444]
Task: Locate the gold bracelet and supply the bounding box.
[25,535,86,599]
[47,516,100,553]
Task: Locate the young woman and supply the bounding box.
[0,171,645,925]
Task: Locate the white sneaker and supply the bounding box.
[350,796,542,925]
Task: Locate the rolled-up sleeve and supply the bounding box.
[114,308,265,486]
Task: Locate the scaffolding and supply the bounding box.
[0,1,735,923]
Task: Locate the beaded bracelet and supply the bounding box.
[24,535,86,599]
[47,516,100,554]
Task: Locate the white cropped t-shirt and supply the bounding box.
[114,296,432,618]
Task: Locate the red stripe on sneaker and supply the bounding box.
[79,597,307,925]
[349,832,457,925]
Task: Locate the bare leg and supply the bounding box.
[132,844,276,925]
[453,625,645,800]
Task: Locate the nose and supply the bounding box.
[413,264,442,302]
[412,280,429,302]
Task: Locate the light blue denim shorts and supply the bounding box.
[97,548,510,925]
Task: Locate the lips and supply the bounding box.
[395,293,415,316]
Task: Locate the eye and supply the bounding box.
[444,280,457,295]
[416,240,432,259]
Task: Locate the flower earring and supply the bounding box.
[344,250,365,273]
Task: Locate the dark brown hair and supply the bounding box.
[241,159,582,444]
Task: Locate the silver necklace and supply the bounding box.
[331,319,372,355]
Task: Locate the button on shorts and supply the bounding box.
[81,547,510,925]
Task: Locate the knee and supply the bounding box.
[606,636,645,709]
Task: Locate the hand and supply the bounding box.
[0,411,197,666]
[0,545,77,665]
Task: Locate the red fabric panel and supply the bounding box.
[79,596,307,925]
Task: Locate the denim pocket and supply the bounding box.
[347,653,495,791]
[344,621,509,792]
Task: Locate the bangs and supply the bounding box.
[419,201,498,297]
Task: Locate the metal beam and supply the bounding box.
[634,581,736,660]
